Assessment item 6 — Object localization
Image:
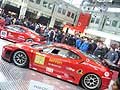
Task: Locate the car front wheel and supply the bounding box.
[12,50,29,68]
[81,73,101,90]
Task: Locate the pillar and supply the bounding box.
[98,14,107,31]
[19,2,27,19]
[36,11,42,19]
[48,3,57,28]
[1,0,7,8]
[104,38,111,48]
[49,17,56,28]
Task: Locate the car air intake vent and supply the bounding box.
[5,50,12,58]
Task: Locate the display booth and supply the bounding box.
[63,12,91,35]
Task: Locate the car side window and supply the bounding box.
[51,49,60,54]
[5,26,25,32]
[66,51,80,59]
[50,47,67,57]
[42,47,54,53]
[50,47,81,59]
[5,26,15,31]
[14,26,25,33]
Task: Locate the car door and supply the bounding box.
[62,51,85,83]
[45,47,66,76]
[46,47,85,83]
[32,46,54,73]
[5,25,25,42]
[13,26,26,42]
[32,47,68,77]
[3,25,19,42]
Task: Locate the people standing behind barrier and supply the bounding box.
[79,38,90,53]
[5,15,12,25]
[48,28,56,43]
[44,27,49,37]
[67,35,76,46]
[15,18,22,25]
[88,39,97,54]
[29,23,35,30]
[104,46,119,64]
[54,30,62,43]
[35,23,41,35]
[93,42,105,60]
[111,46,120,90]
[76,37,83,49]
[115,46,120,65]
[103,44,109,55]
[12,17,17,24]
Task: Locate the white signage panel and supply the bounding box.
[28,80,54,90]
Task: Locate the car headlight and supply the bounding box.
[104,72,110,77]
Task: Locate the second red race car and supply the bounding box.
[0,25,45,43]
[1,42,114,90]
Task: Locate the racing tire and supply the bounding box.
[81,73,101,90]
[25,38,33,42]
[12,50,29,68]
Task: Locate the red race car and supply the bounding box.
[0,25,45,43]
[1,42,113,90]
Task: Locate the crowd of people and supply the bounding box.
[2,12,120,66]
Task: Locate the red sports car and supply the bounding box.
[0,25,45,43]
[1,42,113,90]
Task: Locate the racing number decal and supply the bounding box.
[34,54,45,65]
[1,31,7,37]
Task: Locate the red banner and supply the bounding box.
[77,13,91,27]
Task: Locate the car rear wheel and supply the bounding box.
[12,50,29,68]
[81,73,101,90]
[25,38,33,42]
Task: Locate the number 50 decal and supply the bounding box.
[34,54,45,65]
[1,31,7,38]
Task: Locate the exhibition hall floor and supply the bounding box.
[0,39,84,90]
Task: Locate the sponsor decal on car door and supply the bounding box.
[7,28,19,41]
[47,54,64,77]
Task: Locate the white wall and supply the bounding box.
[3,0,79,27]
[85,28,120,42]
